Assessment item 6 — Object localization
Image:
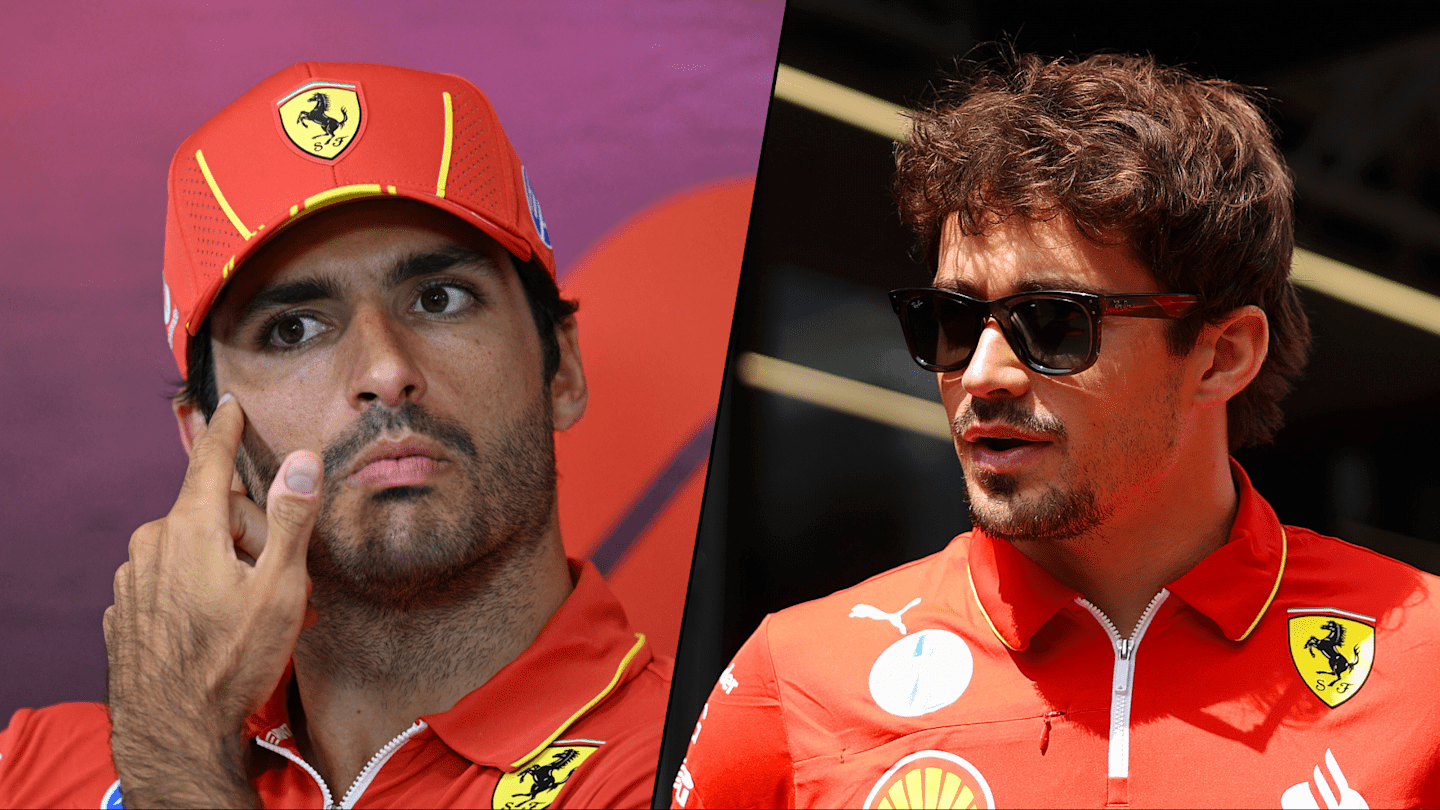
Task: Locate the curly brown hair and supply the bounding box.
[894,52,1310,449]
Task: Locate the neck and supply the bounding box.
[1015,452,1239,636]
[286,520,572,796]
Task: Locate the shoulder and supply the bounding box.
[554,654,670,810]
[1280,525,1440,642]
[761,539,965,650]
[1283,525,1440,600]
[0,702,118,809]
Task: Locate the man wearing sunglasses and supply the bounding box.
[675,53,1440,808]
[0,63,668,809]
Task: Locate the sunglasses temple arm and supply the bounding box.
[1101,294,1201,319]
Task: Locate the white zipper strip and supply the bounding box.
[337,720,429,809]
[1077,589,1169,780]
[255,737,335,809]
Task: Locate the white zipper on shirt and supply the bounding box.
[252,719,428,810]
[1076,589,1169,781]
[335,720,428,809]
[255,735,335,809]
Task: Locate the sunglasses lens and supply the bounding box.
[897,292,979,370]
[1009,298,1092,371]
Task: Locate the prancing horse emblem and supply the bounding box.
[1304,620,1360,686]
[275,80,363,161]
[514,748,579,800]
[295,92,349,148]
[491,740,601,809]
[1287,609,1375,709]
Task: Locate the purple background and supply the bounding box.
[0,0,782,718]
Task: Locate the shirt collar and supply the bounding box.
[242,559,652,771]
[1166,459,1287,642]
[965,458,1287,649]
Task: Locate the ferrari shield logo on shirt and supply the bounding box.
[863,750,995,809]
[275,81,363,161]
[868,629,973,717]
[1287,608,1375,708]
[492,740,601,809]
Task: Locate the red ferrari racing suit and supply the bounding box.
[676,462,1440,808]
[1,560,668,809]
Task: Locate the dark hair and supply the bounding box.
[893,51,1310,449]
[177,255,577,419]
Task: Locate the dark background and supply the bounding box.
[660,2,1440,801]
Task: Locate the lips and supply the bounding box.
[960,424,1053,474]
[346,438,451,489]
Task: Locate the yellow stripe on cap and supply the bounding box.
[293,185,386,219]
[195,149,254,241]
[436,91,454,198]
[508,632,647,769]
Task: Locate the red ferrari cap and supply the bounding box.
[161,61,555,376]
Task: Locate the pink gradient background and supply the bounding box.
[0,0,782,716]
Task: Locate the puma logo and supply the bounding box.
[850,598,922,635]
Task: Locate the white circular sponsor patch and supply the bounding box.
[868,629,973,717]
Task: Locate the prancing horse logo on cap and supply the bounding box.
[276,81,363,161]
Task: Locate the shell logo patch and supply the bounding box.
[492,739,601,809]
[863,751,994,809]
[868,628,973,718]
[1287,608,1375,708]
[276,81,363,161]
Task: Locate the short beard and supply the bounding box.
[236,396,557,613]
[956,397,1110,543]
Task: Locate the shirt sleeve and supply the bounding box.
[672,616,794,809]
[0,703,118,809]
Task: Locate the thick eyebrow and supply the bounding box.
[234,277,344,330]
[385,245,503,288]
[933,274,1108,299]
[232,245,503,331]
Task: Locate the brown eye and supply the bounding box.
[267,314,326,348]
[411,284,474,316]
[420,287,450,313]
[276,317,305,344]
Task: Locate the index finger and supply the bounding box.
[178,393,247,508]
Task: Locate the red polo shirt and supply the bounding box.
[0,559,668,809]
[675,462,1440,808]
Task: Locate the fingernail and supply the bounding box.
[286,455,320,495]
[217,392,235,409]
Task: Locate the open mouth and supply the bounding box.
[977,437,1040,451]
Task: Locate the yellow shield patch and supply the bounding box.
[493,740,601,809]
[276,81,362,160]
[1287,608,1375,708]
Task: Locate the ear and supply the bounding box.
[173,396,208,458]
[1192,305,1269,406]
[550,316,588,432]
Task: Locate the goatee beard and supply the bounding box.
[955,397,1110,542]
[236,396,557,612]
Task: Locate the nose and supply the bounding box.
[344,308,427,409]
[957,318,1031,400]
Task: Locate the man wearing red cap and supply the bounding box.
[675,54,1440,808]
[0,63,667,809]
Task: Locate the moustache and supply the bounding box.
[952,398,1066,441]
[323,402,479,481]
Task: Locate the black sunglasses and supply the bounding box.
[889,287,1202,376]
